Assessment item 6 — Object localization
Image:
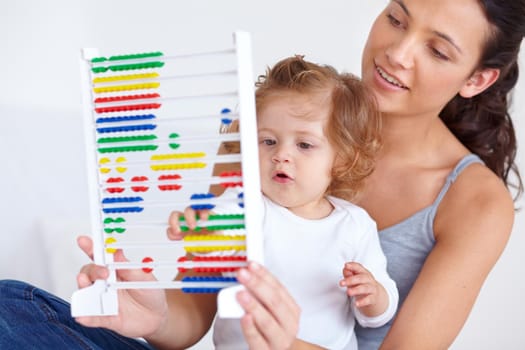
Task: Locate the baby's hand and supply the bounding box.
[339,262,387,316]
[166,207,212,240]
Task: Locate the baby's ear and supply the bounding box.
[459,68,500,98]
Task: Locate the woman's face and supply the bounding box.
[361,0,492,118]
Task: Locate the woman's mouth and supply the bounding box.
[376,66,408,89]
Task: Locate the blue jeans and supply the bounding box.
[0,279,155,350]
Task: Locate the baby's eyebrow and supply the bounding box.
[257,127,277,134]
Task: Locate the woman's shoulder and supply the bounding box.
[434,159,514,244]
[440,159,513,215]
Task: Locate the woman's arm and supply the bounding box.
[150,264,325,350]
[75,236,217,350]
[380,164,514,349]
[144,275,218,350]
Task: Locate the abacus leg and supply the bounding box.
[217,284,245,318]
[71,279,118,317]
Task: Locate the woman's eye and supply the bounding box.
[387,14,402,28]
[430,47,450,61]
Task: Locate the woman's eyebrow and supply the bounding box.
[434,31,463,54]
[392,0,463,54]
[392,0,410,17]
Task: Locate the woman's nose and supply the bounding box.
[385,34,416,70]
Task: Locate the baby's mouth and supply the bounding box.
[273,171,293,182]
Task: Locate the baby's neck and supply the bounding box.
[284,196,334,220]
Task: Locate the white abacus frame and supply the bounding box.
[71,31,263,318]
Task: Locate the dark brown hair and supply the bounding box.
[439,0,525,201]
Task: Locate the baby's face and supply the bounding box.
[257,91,336,218]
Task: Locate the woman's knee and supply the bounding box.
[0,279,34,299]
[0,279,71,322]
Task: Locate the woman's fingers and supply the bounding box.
[76,235,106,289]
[75,314,119,329]
[237,290,293,350]
[239,312,270,350]
[244,263,300,319]
[237,262,300,349]
[113,249,158,282]
[77,235,94,260]
[76,269,96,289]
[77,263,109,288]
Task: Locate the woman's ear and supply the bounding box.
[459,68,500,98]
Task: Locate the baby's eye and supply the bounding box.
[298,142,313,150]
[261,139,276,146]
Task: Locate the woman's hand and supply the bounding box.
[168,208,304,349]
[74,235,169,339]
[235,262,301,350]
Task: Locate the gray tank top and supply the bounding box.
[355,154,483,350]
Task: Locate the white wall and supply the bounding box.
[1,1,524,349]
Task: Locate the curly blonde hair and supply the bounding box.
[255,55,382,201]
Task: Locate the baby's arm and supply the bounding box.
[340,216,398,328]
[340,262,389,317]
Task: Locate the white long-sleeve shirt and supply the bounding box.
[213,194,398,350]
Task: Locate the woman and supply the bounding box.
[353,0,523,349]
[223,1,524,348]
[0,0,523,349]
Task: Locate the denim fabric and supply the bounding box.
[0,280,156,350]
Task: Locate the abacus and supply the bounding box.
[71,31,263,317]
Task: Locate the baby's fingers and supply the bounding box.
[167,208,213,240]
[167,211,185,240]
[342,262,367,276]
[167,208,201,240]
